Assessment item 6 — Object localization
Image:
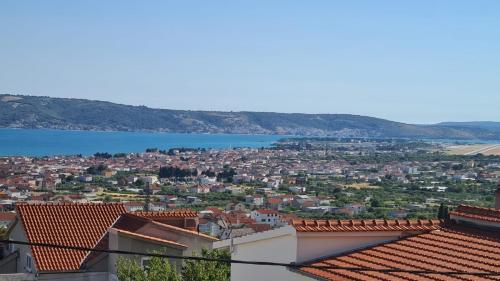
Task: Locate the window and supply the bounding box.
[8,240,15,253]
[26,254,32,272]
[141,257,152,269]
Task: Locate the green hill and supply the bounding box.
[1,94,499,140]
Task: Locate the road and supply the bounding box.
[464,144,500,155]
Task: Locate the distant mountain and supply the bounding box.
[437,121,500,132]
[1,94,500,140]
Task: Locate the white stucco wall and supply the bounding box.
[37,272,110,281]
[216,226,314,281]
[216,227,423,281]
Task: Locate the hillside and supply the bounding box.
[1,95,499,140]
[438,122,500,132]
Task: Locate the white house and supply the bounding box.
[4,203,217,280]
[245,195,264,206]
[142,175,159,185]
[214,219,442,281]
[199,177,217,185]
[250,209,284,227]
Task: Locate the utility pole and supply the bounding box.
[144,182,151,211]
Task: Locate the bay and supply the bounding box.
[0,129,283,156]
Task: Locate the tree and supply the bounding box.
[135,179,145,187]
[116,256,181,281]
[182,249,230,281]
[217,166,236,183]
[94,152,113,159]
[437,203,449,220]
[370,198,382,208]
[115,249,230,281]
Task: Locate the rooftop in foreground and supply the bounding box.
[297,224,500,281]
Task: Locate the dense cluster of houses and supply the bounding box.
[1,144,499,234]
[0,188,498,280]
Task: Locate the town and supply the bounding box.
[0,138,497,239]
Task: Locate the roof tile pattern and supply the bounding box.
[450,205,500,223]
[17,203,126,272]
[292,219,442,232]
[132,209,198,219]
[298,226,500,281]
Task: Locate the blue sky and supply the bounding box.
[1,1,499,124]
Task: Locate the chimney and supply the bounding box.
[496,185,500,210]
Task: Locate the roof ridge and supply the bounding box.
[292,219,443,232]
[149,220,218,241]
[110,228,189,249]
[17,201,124,206]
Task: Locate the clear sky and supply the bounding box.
[1,1,499,124]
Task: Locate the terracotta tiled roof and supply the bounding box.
[132,209,198,219]
[292,219,442,232]
[450,205,500,223]
[16,202,126,272]
[256,209,280,215]
[297,226,500,281]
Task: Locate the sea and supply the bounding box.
[0,129,284,157]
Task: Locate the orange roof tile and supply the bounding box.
[132,209,198,219]
[297,226,500,281]
[16,202,126,272]
[255,209,280,215]
[450,205,500,223]
[292,219,442,232]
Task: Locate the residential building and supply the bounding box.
[4,203,216,280]
[216,191,500,281]
[250,209,284,227]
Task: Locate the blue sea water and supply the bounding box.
[0,129,284,156]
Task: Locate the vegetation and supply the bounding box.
[116,249,230,281]
[2,94,500,139]
[159,166,197,179]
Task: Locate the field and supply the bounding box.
[344,183,380,189]
[446,144,500,156]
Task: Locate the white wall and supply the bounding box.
[218,227,314,281]
[37,272,110,281]
[217,227,421,281]
[9,220,32,274]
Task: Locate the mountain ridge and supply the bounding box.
[1,94,499,140]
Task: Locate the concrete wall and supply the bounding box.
[9,221,30,274]
[133,223,214,255]
[0,251,19,274]
[37,272,110,281]
[218,227,417,281]
[222,227,311,281]
[107,230,185,276]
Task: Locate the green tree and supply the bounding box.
[182,249,230,281]
[116,256,181,281]
[116,249,230,281]
[116,257,145,281]
[437,203,449,220]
